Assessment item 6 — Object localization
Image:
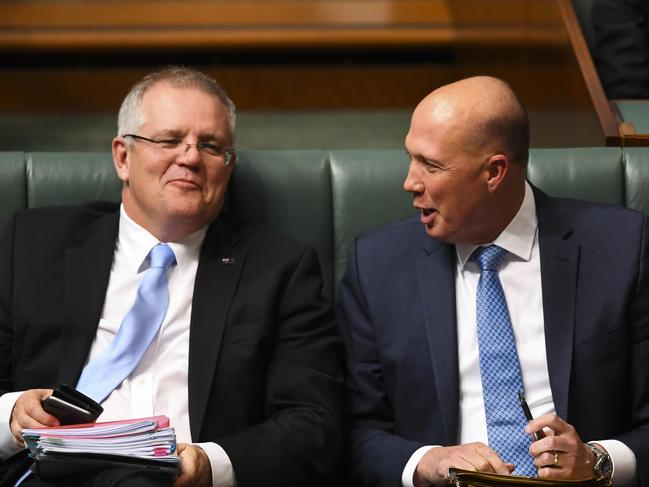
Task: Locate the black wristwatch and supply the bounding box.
[586,443,613,480]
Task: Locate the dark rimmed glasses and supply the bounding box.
[122,133,236,165]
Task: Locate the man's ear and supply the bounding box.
[112,137,130,183]
[485,153,509,191]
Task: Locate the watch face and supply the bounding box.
[594,447,613,479]
[600,455,613,478]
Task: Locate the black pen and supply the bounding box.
[518,391,546,441]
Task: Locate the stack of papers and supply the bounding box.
[21,415,180,480]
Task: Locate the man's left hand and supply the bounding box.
[174,443,212,487]
[525,413,595,480]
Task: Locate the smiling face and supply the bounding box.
[112,81,234,241]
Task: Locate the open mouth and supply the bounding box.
[419,207,437,225]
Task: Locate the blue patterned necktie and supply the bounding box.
[472,245,536,476]
[76,243,176,403]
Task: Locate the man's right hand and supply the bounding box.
[413,442,515,486]
[9,389,59,448]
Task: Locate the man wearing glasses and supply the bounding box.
[0,67,343,486]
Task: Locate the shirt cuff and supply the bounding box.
[402,445,436,487]
[194,442,237,487]
[0,391,24,459]
[590,439,637,487]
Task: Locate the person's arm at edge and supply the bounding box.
[194,442,236,487]
[0,391,24,458]
[338,235,427,486]
[587,212,649,486]
[591,440,636,486]
[214,245,343,486]
[592,0,649,98]
[0,216,22,459]
[402,446,434,487]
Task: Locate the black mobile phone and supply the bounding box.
[42,384,103,425]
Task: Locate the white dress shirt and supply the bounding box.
[0,206,235,487]
[402,183,636,486]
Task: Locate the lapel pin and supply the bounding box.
[221,257,237,265]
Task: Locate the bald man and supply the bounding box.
[338,77,649,487]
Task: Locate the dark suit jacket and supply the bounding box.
[0,202,343,486]
[338,189,649,487]
[592,0,649,98]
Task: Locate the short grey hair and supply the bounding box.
[117,66,236,142]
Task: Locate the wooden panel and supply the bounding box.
[556,0,649,146]
[614,101,649,146]
[556,0,620,145]
[0,0,605,151]
[0,0,565,51]
[0,0,561,27]
[0,46,595,111]
[0,28,568,51]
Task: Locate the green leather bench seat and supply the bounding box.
[0,147,645,304]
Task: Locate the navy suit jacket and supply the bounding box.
[338,188,649,487]
[0,202,343,486]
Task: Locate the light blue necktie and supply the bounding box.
[472,245,536,477]
[76,243,176,403]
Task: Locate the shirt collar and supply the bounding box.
[117,205,209,273]
[455,181,538,268]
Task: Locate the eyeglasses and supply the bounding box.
[122,133,236,165]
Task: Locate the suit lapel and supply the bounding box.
[416,239,459,444]
[534,188,579,420]
[188,218,246,441]
[58,212,119,385]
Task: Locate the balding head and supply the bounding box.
[414,76,529,165]
[403,76,529,245]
